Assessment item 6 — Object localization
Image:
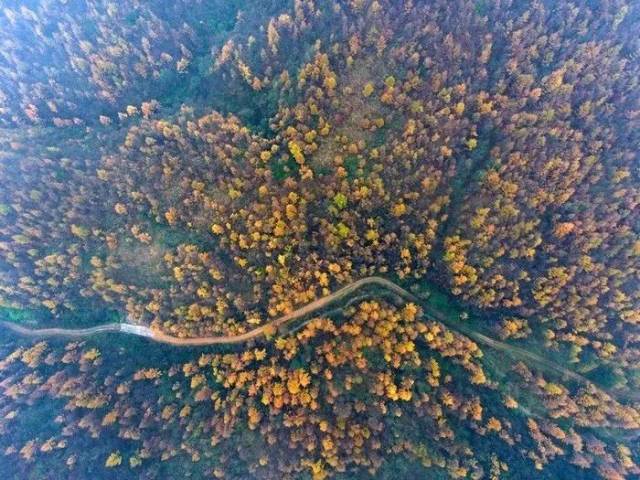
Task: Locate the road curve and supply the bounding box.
[151,276,415,345]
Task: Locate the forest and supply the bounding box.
[0,0,639,478]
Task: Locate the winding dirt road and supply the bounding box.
[0,276,636,403]
[0,277,410,346]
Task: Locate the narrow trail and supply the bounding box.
[0,276,637,404]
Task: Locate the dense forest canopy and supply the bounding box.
[0,0,639,478]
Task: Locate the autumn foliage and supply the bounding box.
[0,0,639,478]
